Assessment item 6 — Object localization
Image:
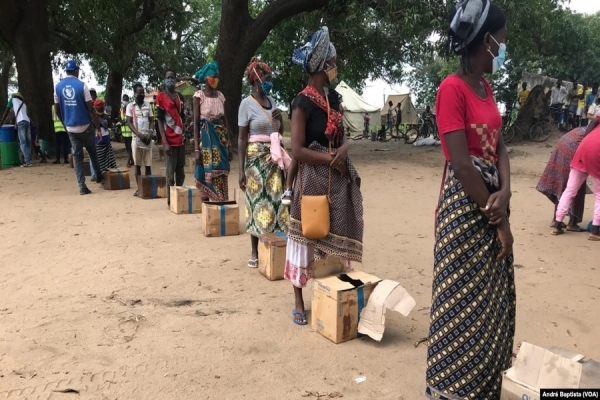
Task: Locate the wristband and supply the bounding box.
[194,150,200,153]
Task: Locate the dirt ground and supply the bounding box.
[0,135,598,400]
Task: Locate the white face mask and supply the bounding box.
[488,36,507,74]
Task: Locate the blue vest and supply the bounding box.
[55,77,91,128]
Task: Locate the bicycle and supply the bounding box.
[502,115,553,143]
[413,117,439,142]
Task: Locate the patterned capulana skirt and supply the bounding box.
[96,142,117,172]
[536,127,586,223]
[426,157,516,400]
[284,141,363,288]
[244,142,289,236]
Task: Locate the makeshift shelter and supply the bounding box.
[335,81,381,133]
[380,94,419,126]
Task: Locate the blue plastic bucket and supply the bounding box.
[0,125,16,142]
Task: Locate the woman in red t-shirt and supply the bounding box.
[553,118,600,239]
[426,1,515,399]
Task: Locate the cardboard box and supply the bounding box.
[501,342,600,399]
[68,151,89,168]
[258,232,287,281]
[83,158,91,176]
[202,201,239,237]
[312,256,346,279]
[137,175,166,199]
[170,186,202,214]
[357,280,416,341]
[311,271,381,344]
[103,168,130,190]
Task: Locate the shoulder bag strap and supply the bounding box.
[299,92,332,200]
[250,95,277,131]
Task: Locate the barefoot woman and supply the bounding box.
[426,1,515,398]
[285,27,363,325]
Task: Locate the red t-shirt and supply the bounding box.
[571,125,600,178]
[156,91,184,147]
[436,74,502,161]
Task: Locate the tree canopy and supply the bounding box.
[0,0,597,143]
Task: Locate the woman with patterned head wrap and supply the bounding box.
[238,58,291,268]
[284,27,363,325]
[193,61,231,201]
[91,99,117,177]
[426,1,513,399]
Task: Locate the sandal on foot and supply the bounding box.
[292,310,307,325]
[588,234,600,241]
[566,226,586,232]
[247,258,258,269]
[551,227,565,236]
[282,189,293,206]
[133,190,139,197]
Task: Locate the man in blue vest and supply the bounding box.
[54,60,104,195]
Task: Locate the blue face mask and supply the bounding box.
[165,77,176,88]
[489,36,506,74]
[261,81,273,96]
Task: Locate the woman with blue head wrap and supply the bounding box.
[426,1,513,399]
[192,60,231,201]
[284,27,364,327]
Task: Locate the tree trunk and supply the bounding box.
[215,0,329,145]
[0,1,54,144]
[0,55,13,110]
[105,69,124,122]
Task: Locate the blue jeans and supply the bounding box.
[68,125,102,190]
[17,120,32,164]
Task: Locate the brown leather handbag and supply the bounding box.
[299,158,331,240]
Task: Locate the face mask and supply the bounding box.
[488,36,506,74]
[136,94,145,103]
[206,77,219,89]
[165,77,176,88]
[326,65,338,83]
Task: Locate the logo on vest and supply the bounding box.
[62,85,77,106]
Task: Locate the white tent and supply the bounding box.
[335,81,381,133]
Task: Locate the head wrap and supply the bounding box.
[93,99,105,112]
[194,61,219,83]
[449,0,491,53]
[247,59,272,84]
[292,26,337,74]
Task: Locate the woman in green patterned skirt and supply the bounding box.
[238,58,291,268]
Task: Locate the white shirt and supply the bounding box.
[126,101,152,131]
[53,76,93,133]
[11,98,30,123]
[587,104,600,125]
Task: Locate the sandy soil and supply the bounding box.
[0,136,598,400]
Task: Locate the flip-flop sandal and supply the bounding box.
[566,226,587,232]
[550,222,566,228]
[247,258,258,268]
[133,191,139,197]
[550,228,565,236]
[292,310,307,325]
[588,235,600,241]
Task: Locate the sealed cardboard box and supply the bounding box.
[83,158,91,176]
[202,201,239,237]
[311,271,381,344]
[258,232,287,281]
[138,175,166,199]
[501,342,600,399]
[68,151,89,168]
[103,168,130,190]
[312,256,346,279]
[170,186,202,214]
